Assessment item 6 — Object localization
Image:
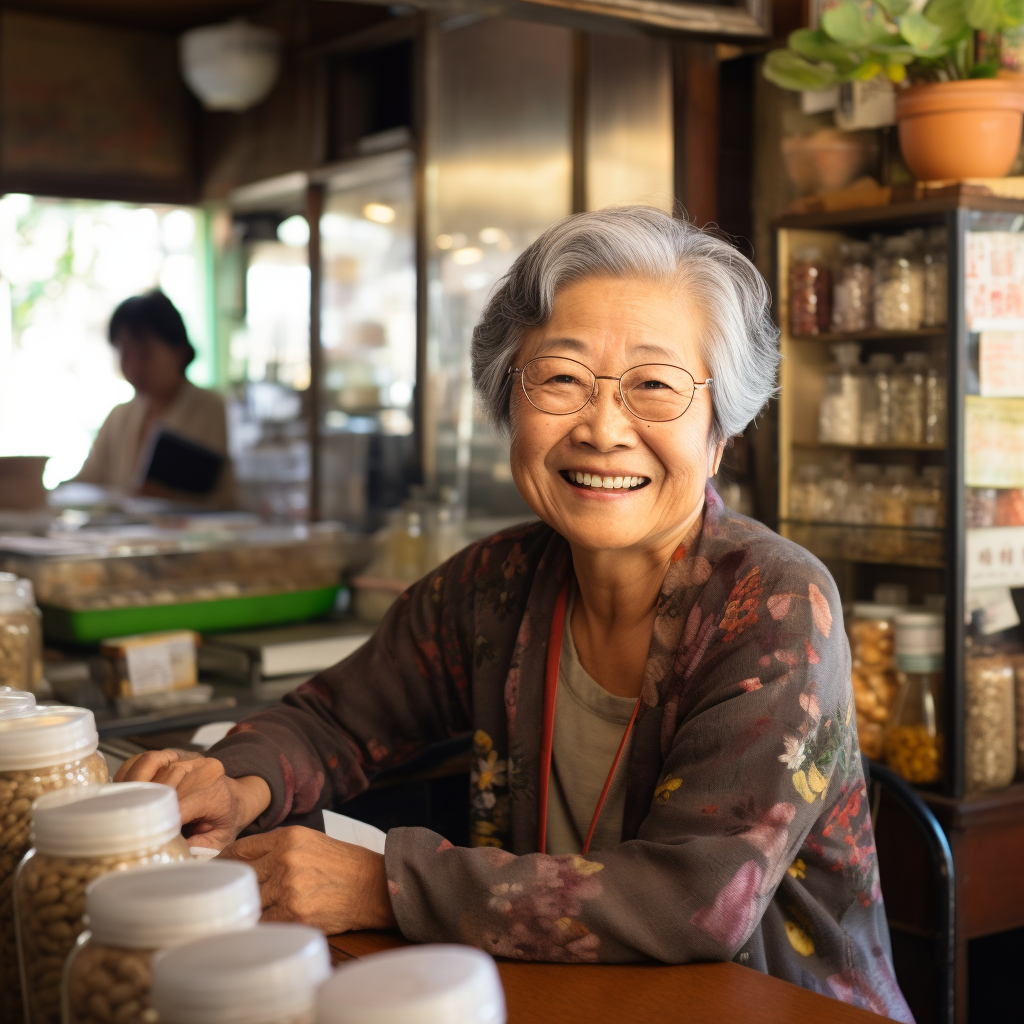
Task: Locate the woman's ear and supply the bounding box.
[709,439,727,478]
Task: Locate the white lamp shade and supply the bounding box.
[180,21,280,113]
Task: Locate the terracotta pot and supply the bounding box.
[896,79,1024,181]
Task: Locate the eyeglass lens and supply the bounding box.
[521,357,696,421]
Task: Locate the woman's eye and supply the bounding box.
[637,378,670,390]
[548,374,579,386]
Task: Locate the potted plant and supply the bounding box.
[764,0,1024,181]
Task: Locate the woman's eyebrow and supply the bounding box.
[536,336,588,355]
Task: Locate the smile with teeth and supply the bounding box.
[560,470,650,491]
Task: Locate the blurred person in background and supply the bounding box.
[74,290,235,507]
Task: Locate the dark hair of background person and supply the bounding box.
[108,290,196,369]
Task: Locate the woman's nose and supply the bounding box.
[572,380,636,450]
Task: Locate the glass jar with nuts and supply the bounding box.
[849,602,905,761]
[15,782,188,1024]
[0,573,43,694]
[150,924,333,1024]
[964,651,1016,794]
[63,860,262,1024]
[0,706,107,1024]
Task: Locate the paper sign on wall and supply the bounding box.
[965,396,1024,488]
[980,332,1024,397]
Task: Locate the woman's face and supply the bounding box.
[114,329,185,398]
[509,275,723,557]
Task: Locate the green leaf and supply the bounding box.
[789,28,860,71]
[876,0,914,15]
[968,57,1002,75]
[822,0,878,45]
[899,11,945,50]
[925,0,970,40]
[763,48,844,90]
[967,0,999,32]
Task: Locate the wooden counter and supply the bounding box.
[327,931,889,1024]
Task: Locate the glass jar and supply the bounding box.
[818,342,862,445]
[967,488,998,528]
[1013,656,1024,775]
[875,235,924,331]
[64,861,262,1024]
[0,574,43,694]
[0,685,35,719]
[964,647,1016,793]
[922,227,948,328]
[0,707,107,1024]
[151,924,332,1024]
[15,783,188,1024]
[831,241,874,333]
[859,353,893,445]
[316,946,506,1024]
[879,465,912,560]
[789,247,832,336]
[849,602,905,760]
[924,358,946,448]
[790,464,826,522]
[885,612,945,784]
[890,352,928,445]
[819,462,850,523]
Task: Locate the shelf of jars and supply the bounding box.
[775,199,1024,802]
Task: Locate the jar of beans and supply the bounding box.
[15,782,188,1024]
[849,602,905,761]
[151,924,332,1024]
[964,650,1015,793]
[885,612,944,784]
[789,247,832,336]
[64,860,262,1024]
[0,574,43,694]
[0,707,107,1024]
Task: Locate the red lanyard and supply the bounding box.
[536,581,642,857]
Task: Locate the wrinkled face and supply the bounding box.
[114,329,185,397]
[509,275,722,556]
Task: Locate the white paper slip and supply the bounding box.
[322,809,387,855]
[190,846,219,860]
[191,721,237,750]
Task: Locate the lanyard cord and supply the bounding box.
[536,581,643,857]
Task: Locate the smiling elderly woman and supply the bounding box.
[118,207,911,1020]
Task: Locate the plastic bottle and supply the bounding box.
[818,343,862,445]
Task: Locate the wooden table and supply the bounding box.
[327,931,889,1024]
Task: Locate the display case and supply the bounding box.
[0,523,353,642]
[776,195,1024,801]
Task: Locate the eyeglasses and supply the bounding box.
[508,356,712,423]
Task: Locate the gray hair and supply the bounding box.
[471,206,780,446]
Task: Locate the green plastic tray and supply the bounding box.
[42,586,342,644]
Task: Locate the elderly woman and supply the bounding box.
[118,208,911,1020]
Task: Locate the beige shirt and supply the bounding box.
[75,381,235,508]
[545,587,638,856]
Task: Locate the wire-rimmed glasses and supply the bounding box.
[508,356,712,423]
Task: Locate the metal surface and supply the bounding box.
[585,30,673,213]
[429,17,573,516]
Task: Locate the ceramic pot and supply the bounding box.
[896,79,1024,181]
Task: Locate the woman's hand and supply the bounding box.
[218,827,398,934]
[114,750,271,850]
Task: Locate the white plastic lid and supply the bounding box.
[316,946,506,1024]
[85,860,261,949]
[0,572,35,614]
[32,782,182,857]
[151,924,331,1024]
[0,686,36,719]
[851,602,906,622]
[0,705,97,770]
[895,611,944,658]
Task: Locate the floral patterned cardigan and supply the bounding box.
[209,486,912,1021]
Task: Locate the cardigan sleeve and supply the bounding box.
[383,565,858,966]
[208,551,477,832]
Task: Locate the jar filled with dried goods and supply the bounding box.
[64,860,262,1024]
[963,619,1016,794]
[789,247,832,336]
[0,573,43,694]
[886,612,944,784]
[922,227,948,327]
[818,343,862,445]
[875,235,924,331]
[150,924,332,1024]
[849,602,905,760]
[0,685,35,718]
[789,464,825,522]
[859,353,894,445]
[890,352,928,446]
[967,487,998,528]
[0,707,107,1024]
[924,358,946,447]
[831,241,874,333]
[15,782,188,1024]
